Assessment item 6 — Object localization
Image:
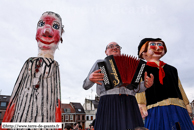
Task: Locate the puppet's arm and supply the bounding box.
[135,91,148,118]
[178,78,192,114]
[55,62,62,130]
[55,98,62,122]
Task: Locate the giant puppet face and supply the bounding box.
[146,41,165,61]
[36,13,62,51]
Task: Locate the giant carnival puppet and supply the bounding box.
[136,38,194,130]
[1,11,64,129]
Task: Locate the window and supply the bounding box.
[91,116,93,120]
[86,116,89,120]
[0,102,6,107]
[82,115,85,120]
[70,115,73,120]
[61,115,64,122]
[64,108,70,113]
[78,115,80,120]
[78,109,81,112]
[0,112,1,118]
[65,115,69,120]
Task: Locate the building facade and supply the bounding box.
[61,102,86,129]
[83,96,99,129]
[0,95,11,125]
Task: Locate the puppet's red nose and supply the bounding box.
[43,26,53,38]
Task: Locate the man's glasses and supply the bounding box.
[106,44,122,50]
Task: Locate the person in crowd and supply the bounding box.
[73,123,79,130]
[78,124,82,130]
[65,124,73,130]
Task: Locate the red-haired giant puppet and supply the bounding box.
[1,11,64,129]
[136,38,194,130]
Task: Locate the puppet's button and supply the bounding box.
[35,68,39,73]
[36,64,40,68]
[35,84,39,89]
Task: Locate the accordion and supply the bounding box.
[98,54,146,90]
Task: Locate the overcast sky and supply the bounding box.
[0,0,194,105]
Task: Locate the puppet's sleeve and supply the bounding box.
[135,91,148,118]
[178,77,192,114]
[55,62,62,123]
[135,78,147,105]
[135,91,147,105]
[1,59,29,124]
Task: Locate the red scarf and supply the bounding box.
[146,61,166,85]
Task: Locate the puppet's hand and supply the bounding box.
[144,72,154,88]
[89,69,104,85]
[138,104,148,118]
[186,104,192,116]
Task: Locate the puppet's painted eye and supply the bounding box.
[53,23,60,30]
[157,43,163,46]
[38,20,45,27]
[150,43,156,46]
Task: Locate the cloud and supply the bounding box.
[0,0,194,104]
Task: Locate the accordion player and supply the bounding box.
[98,54,146,90]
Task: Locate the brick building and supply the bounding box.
[61,102,86,129]
[0,95,11,125]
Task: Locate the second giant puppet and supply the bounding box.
[1,11,64,125]
[136,38,194,130]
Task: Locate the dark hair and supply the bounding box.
[78,124,82,129]
[91,119,96,126]
[65,124,73,130]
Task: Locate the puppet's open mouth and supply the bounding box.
[154,52,162,55]
[36,37,54,45]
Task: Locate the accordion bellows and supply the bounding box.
[98,54,146,90]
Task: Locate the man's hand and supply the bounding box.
[144,71,154,88]
[89,69,104,85]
